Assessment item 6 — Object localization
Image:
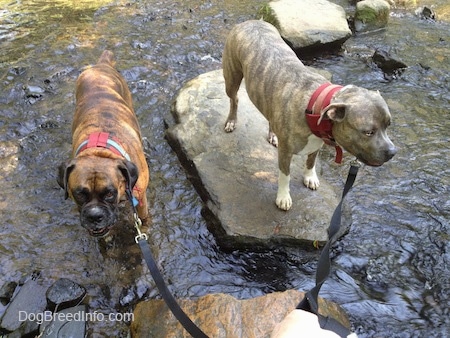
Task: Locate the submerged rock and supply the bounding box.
[372,48,408,75]
[131,290,350,338]
[166,70,351,250]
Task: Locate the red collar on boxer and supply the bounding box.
[305,83,344,164]
[75,132,131,161]
[75,132,141,207]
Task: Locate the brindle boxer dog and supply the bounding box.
[223,20,396,211]
[58,50,149,237]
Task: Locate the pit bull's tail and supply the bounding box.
[97,50,116,67]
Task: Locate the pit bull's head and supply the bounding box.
[324,85,397,166]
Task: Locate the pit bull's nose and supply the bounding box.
[385,146,397,161]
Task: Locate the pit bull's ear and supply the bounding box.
[320,103,347,123]
[118,160,139,192]
[57,160,76,200]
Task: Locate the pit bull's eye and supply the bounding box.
[364,130,375,137]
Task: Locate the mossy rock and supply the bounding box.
[355,0,390,31]
[258,3,280,29]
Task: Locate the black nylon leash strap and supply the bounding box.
[297,163,359,337]
[126,187,209,338]
[137,238,209,338]
[131,164,358,338]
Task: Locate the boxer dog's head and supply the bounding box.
[57,156,138,237]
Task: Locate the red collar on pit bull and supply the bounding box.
[75,132,140,207]
[305,83,344,164]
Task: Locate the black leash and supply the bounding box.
[126,190,209,338]
[297,161,360,337]
[128,161,358,338]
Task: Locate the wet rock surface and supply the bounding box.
[261,0,352,52]
[40,305,87,338]
[0,274,47,335]
[0,276,88,337]
[0,281,17,306]
[372,48,408,76]
[166,69,351,249]
[131,290,350,338]
[46,278,87,311]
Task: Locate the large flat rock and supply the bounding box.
[262,0,352,51]
[131,290,350,338]
[166,69,348,249]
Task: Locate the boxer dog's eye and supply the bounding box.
[102,190,117,202]
[364,130,375,137]
[73,187,90,204]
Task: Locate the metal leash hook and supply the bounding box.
[133,212,148,243]
[350,158,361,168]
[125,187,148,243]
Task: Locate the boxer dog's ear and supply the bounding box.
[57,160,76,200]
[117,160,139,192]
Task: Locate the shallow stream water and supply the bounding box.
[0,0,449,337]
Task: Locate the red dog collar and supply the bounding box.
[305,83,344,163]
[75,132,131,161]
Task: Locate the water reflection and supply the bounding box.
[0,0,116,65]
[0,0,449,337]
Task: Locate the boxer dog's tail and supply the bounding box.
[97,50,116,66]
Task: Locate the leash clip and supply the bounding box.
[350,158,361,168]
[133,212,148,243]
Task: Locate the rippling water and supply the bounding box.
[0,0,449,337]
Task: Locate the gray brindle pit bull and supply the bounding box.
[223,20,397,211]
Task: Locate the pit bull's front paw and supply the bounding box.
[276,193,292,210]
[303,169,320,190]
[224,120,236,132]
[277,171,292,210]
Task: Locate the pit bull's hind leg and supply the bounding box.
[224,70,242,132]
[268,123,278,147]
[223,40,243,133]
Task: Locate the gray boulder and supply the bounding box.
[166,70,351,249]
[260,0,352,51]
